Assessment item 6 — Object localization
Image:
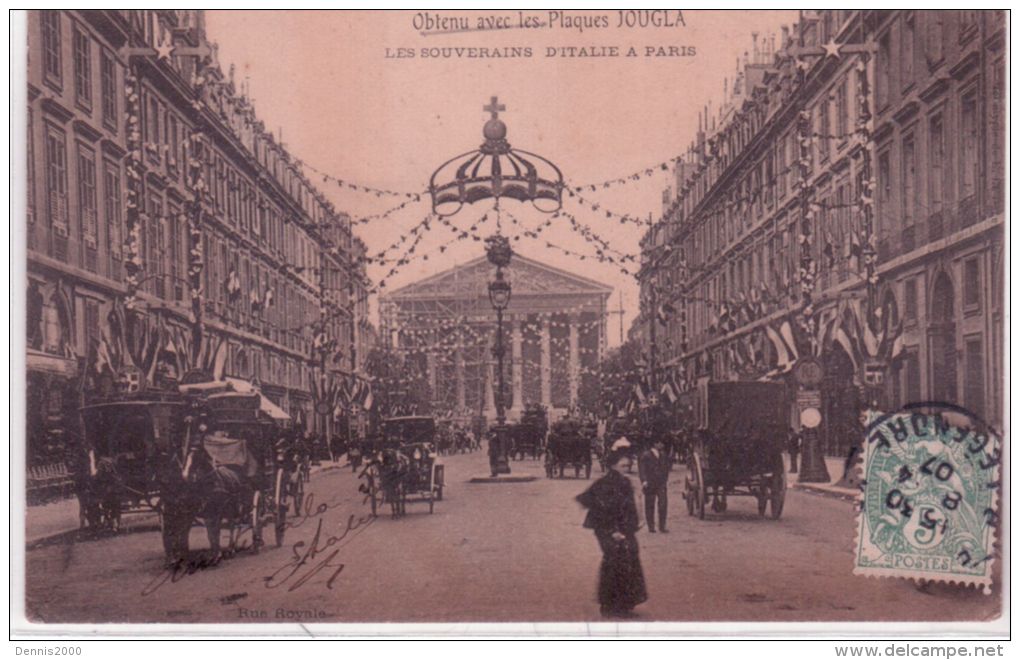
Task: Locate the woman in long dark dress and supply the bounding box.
[576,450,648,619]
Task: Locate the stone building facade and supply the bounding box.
[25,10,365,465]
[634,10,1005,457]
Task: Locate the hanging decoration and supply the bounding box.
[123,69,144,309]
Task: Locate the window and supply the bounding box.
[877,149,891,234]
[925,12,943,67]
[72,25,92,110]
[929,113,945,213]
[104,162,122,277]
[27,108,37,227]
[818,100,830,161]
[902,348,921,403]
[85,298,101,345]
[168,206,180,301]
[167,114,179,172]
[901,13,915,89]
[902,134,916,227]
[835,77,848,139]
[904,278,918,323]
[40,11,62,87]
[45,125,69,232]
[960,91,979,202]
[963,258,980,310]
[877,32,891,109]
[959,10,978,41]
[100,49,117,128]
[964,336,984,414]
[145,197,161,294]
[76,144,98,252]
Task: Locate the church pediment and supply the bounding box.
[385,254,612,300]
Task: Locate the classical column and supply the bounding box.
[540,316,552,407]
[426,350,437,397]
[511,315,523,418]
[455,344,466,412]
[568,314,580,409]
[484,332,496,417]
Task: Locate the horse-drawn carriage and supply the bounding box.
[545,418,593,479]
[77,392,186,532]
[683,381,788,520]
[509,404,548,460]
[78,379,300,564]
[359,416,444,517]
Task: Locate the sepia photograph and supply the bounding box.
[11,8,1008,639]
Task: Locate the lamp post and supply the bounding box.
[486,234,512,476]
[428,97,561,480]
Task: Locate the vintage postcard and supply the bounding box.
[13,9,1007,637]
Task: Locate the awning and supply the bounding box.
[224,377,257,394]
[178,380,231,395]
[259,395,291,421]
[27,349,78,377]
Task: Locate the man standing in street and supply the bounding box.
[788,426,802,474]
[638,437,670,533]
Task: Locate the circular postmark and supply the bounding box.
[855,401,1001,592]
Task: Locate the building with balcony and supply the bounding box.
[26,10,365,466]
[635,10,1004,457]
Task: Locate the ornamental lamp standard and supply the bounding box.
[486,234,513,476]
[429,96,563,479]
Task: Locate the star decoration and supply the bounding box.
[822,40,842,59]
[155,35,175,61]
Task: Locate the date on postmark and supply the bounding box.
[854,402,1001,593]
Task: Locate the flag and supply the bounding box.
[632,381,647,405]
[657,301,676,326]
[96,336,114,375]
[847,231,862,272]
[660,379,677,404]
[765,322,794,369]
[824,232,836,267]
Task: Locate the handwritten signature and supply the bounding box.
[142,490,375,596]
[264,511,376,592]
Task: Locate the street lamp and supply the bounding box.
[429,97,562,479]
[486,234,513,476]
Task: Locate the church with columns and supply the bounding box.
[379,255,612,421]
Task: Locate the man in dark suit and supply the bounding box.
[639,438,671,533]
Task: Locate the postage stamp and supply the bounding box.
[854,403,1001,593]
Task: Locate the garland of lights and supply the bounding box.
[123,69,144,308]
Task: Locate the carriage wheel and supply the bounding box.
[692,453,707,520]
[251,490,265,553]
[770,459,787,520]
[292,474,305,517]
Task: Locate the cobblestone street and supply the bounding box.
[25,449,999,625]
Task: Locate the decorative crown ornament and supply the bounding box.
[429,96,563,217]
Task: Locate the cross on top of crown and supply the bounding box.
[484,96,506,120]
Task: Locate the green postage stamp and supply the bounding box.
[855,403,1001,593]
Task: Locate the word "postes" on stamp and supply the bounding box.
[854,402,1000,593]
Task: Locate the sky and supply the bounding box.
[206,10,797,346]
